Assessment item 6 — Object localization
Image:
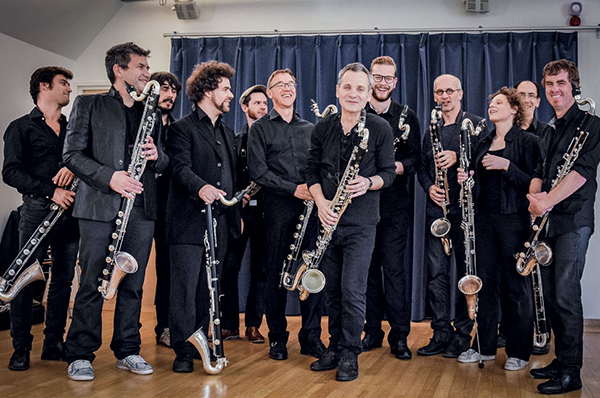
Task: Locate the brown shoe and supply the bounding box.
[245,327,265,344]
[221,329,240,341]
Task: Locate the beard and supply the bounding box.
[158,104,173,114]
[247,108,265,121]
[212,96,230,113]
[372,85,393,102]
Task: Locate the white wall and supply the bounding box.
[1,0,599,317]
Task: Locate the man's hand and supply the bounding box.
[110,171,143,199]
[294,183,313,201]
[482,153,510,171]
[436,150,457,169]
[527,192,552,217]
[429,184,447,207]
[199,184,227,204]
[456,168,474,184]
[52,187,76,209]
[315,197,338,227]
[346,176,370,199]
[395,161,404,175]
[242,193,251,207]
[141,136,158,161]
[52,167,74,187]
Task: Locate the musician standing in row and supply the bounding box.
[220,84,268,343]
[166,61,240,373]
[63,42,166,380]
[248,69,325,361]
[2,66,79,370]
[307,62,395,381]
[416,74,487,358]
[150,71,181,348]
[515,80,551,137]
[363,56,421,360]
[456,87,538,370]
[528,59,600,394]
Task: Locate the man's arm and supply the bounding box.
[528,171,586,217]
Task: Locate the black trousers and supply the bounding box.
[473,212,533,360]
[221,204,265,331]
[65,206,154,363]
[322,224,376,359]
[153,203,169,337]
[262,193,322,346]
[542,226,591,375]
[11,196,79,350]
[364,208,411,344]
[169,213,229,357]
[424,210,473,344]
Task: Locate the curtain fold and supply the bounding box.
[170,31,577,320]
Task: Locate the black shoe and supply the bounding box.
[41,341,66,361]
[336,357,358,381]
[301,340,326,358]
[496,333,507,348]
[417,338,449,356]
[269,341,288,360]
[537,373,582,395]
[532,343,551,356]
[530,361,560,379]
[361,334,383,352]
[390,340,412,360]
[173,355,193,373]
[310,350,340,371]
[443,339,470,358]
[8,348,30,371]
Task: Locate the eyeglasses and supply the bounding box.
[518,92,538,99]
[269,81,297,90]
[372,74,395,84]
[434,88,461,96]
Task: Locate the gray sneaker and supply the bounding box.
[157,328,171,347]
[457,348,495,363]
[116,355,154,375]
[68,359,95,381]
[504,357,529,371]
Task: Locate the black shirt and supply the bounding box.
[477,148,503,214]
[524,117,551,137]
[305,113,396,226]
[247,108,313,196]
[534,102,600,236]
[3,107,67,199]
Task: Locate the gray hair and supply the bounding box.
[337,62,373,90]
[433,74,462,91]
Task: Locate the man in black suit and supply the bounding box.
[63,42,168,381]
[166,60,241,373]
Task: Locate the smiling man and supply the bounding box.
[306,62,395,381]
[247,69,325,362]
[63,42,167,381]
[515,80,550,137]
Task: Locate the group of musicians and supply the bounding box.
[2,40,599,394]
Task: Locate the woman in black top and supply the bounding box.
[457,87,540,370]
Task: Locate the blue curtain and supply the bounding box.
[170,32,577,320]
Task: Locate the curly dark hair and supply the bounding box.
[29,66,73,105]
[490,86,525,127]
[542,59,580,88]
[105,42,151,84]
[186,61,235,103]
[150,71,182,93]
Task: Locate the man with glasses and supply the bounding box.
[416,74,487,359]
[248,69,325,361]
[362,56,421,360]
[515,80,550,137]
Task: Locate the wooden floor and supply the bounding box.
[0,309,599,398]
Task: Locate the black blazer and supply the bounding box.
[166,107,241,245]
[63,87,168,222]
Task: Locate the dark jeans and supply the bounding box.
[153,204,169,337]
[221,205,265,330]
[65,206,154,363]
[322,224,376,359]
[169,213,229,357]
[542,226,591,375]
[474,212,533,359]
[11,196,79,350]
[262,193,322,346]
[424,210,473,344]
[364,208,411,344]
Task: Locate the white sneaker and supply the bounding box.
[457,348,495,363]
[504,357,529,371]
[116,355,154,375]
[68,359,95,381]
[157,328,171,347]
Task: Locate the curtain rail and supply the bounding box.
[164,25,600,38]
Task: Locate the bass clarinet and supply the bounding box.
[0,178,80,302]
[285,109,369,301]
[429,105,452,256]
[98,80,160,300]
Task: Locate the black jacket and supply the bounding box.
[63,87,168,222]
[165,106,241,245]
